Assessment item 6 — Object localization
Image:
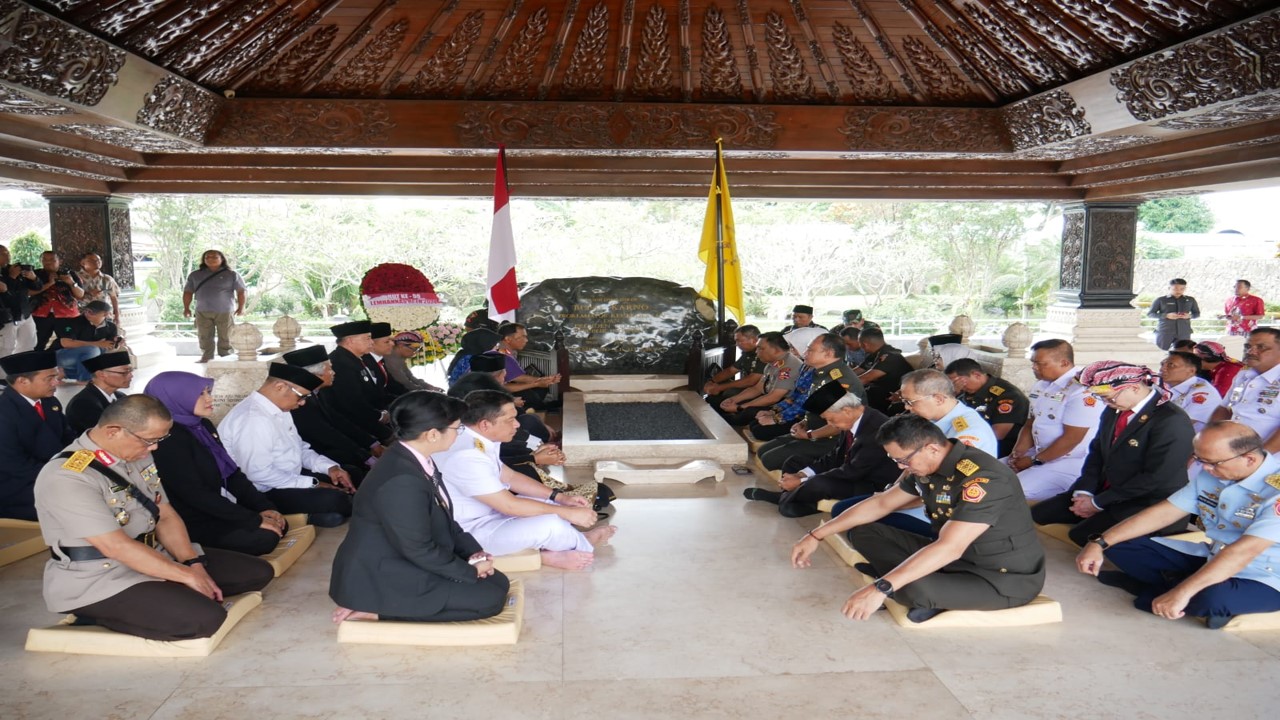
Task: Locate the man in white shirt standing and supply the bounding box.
[1005,339,1105,501]
[437,389,615,570]
[219,363,355,527]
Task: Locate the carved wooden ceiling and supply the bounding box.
[0,0,1278,200]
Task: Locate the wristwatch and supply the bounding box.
[1087,534,1110,550]
[873,577,895,598]
[182,555,209,567]
[548,488,561,502]
[1031,456,1045,466]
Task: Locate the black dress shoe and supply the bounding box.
[906,607,947,624]
[742,488,782,504]
[1204,614,1233,630]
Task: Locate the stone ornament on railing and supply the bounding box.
[950,314,976,344]
[229,322,264,361]
[273,314,302,351]
[1002,322,1033,358]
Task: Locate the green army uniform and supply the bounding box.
[959,375,1030,457]
[850,440,1046,611]
[706,350,767,408]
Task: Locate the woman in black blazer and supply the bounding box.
[145,371,286,556]
[330,391,510,623]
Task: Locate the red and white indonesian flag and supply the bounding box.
[487,146,519,323]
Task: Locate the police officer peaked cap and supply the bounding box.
[927,333,963,346]
[802,380,849,415]
[267,362,324,391]
[0,350,57,375]
[369,322,393,339]
[330,320,372,338]
[470,352,507,373]
[792,304,814,315]
[82,351,131,373]
[281,345,329,368]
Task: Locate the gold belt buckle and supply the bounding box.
[137,531,157,548]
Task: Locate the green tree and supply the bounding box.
[1138,197,1214,233]
[1137,232,1185,259]
[8,230,49,265]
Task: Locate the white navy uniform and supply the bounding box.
[1222,364,1280,442]
[1014,369,1104,501]
[1168,376,1222,433]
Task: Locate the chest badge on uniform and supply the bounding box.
[990,386,1005,396]
[962,484,987,503]
[1191,393,1209,404]
[956,459,979,476]
[952,416,969,432]
[61,450,95,472]
[1265,474,1280,490]
[114,508,130,526]
[1128,439,1139,447]
[997,400,1014,414]
[935,493,952,505]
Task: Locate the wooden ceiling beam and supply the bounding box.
[1070,141,1280,187]
[1057,119,1280,173]
[0,144,128,180]
[0,165,110,194]
[1084,159,1280,200]
[0,119,146,165]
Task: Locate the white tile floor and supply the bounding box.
[1,357,1277,719]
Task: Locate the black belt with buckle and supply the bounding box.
[52,532,159,562]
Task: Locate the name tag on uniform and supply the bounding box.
[1229,387,1244,404]
[1235,506,1258,520]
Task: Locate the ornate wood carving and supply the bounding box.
[126,0,239,59]
[483,6,549,97]
[942,23,1024,97]
[786,0,839,100]
[215,101,395,146]
[901,36,971,103]
[38,1,93,11]
[0,86,72,115]
[699,5,740,100]
[1085,209,1137,293]
[1112,13,1280,121]
[838,108,1008,152]
[162,0,276,75]
[246,25,340,95]
[457,103,779,149]
[1059,211,1084,291]
[563,2,610,96]
[611,0,636,100]
[108,205,134,289]
[82,0,167,37]
[1002,90,1091,151]
[763,10,815,102]
[995,0,1104,70]
[1126,0,1216,33]
[539,0,582,100]
[44,147,138,167]
[1048,0,1155,56]
[735,0,762,102]
[51,123,195,152]
[0,158,115,182]
[631,3,675,100]
[1155,93,1280,131]
[202,7,306,87]
[1017,135,1158,160]
[895,0,994,102]
[0,1,126,106]
[831,22,897,104]
[136,75,224,143]
[315,17,410,97]
[408,11,484,96]
[50,204,104,267]
[846,0,920,100]
[960,2,1059,86]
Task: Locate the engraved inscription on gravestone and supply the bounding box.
[518,276,716,374]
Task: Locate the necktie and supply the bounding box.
[34,402,45,421]
[842,430,854,457]
[378,359,388,382]
[1112,409,1133,442]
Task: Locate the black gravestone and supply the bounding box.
[518,276,716,374]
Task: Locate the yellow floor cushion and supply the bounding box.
[849,564,1062,628]
[1037,523,1080,547]
[1213,611,1280,631]
[816,499,838,514]
[282,513,309,528]
[337,580,524,646]
[752,456,782,484]
[25,592,262,657]
[261,524,316,577]
[492,548,541,573]
[0,520,47,568]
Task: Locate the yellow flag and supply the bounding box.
[698,140,744,323]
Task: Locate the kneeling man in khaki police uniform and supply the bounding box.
[793,413,1045,623]
[35,395,273,640]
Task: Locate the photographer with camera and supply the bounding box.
[50,300,123,383]
[30,250,83,351]
[0,244,43,378]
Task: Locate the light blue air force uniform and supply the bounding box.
[1155,452,1280,592]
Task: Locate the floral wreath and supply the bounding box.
[360,263,450,366]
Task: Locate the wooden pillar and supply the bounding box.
[46,196,134,289]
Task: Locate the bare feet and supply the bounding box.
[583,525,617,547]
[541,550,594,570]
[332,607,378,623]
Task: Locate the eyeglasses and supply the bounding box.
[1192,449,1256,468]
[122,427,170,446]
[101,369,134,376]
[286,386,312,401]
[900,395,932,408]
[888,446,925,467]
[444,424,462,433]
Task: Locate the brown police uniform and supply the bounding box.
[959,375,1030,458]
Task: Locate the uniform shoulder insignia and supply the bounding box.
[956,458,979,476]
[829,369,842,380]
[951,415,969,432]
[989,386,1005,396]
[1084,396,1097,407]
[61,450,95,473]
[1265,474,1280,490]
[961,483,987,503]
[1191,393,1208,405]
[473,438,485,451]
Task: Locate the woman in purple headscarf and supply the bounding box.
[145,371,286,556]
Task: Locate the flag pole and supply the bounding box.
[714,138,726,347]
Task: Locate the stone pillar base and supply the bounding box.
[1041,304,1166,368]
[206,359,272,424]
[119,291,175,370]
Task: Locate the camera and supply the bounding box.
[19,264,32,272]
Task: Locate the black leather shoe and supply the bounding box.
[742,488,781,504]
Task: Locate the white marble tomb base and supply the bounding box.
[561,389,747,467]
[569,374,688,393]
[593,459,725,485]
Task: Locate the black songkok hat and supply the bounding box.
[928,333,963,347]
[82,351,131,373]
[282,345,328,368]
[803,380,850,414]
[267,362,324,391]
[369,322,392,339]
[330,320,372,338]
[0,350,57,375]
[792,304,814,315]
[469,352,507,373]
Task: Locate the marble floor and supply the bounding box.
[2,358,1277,719]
